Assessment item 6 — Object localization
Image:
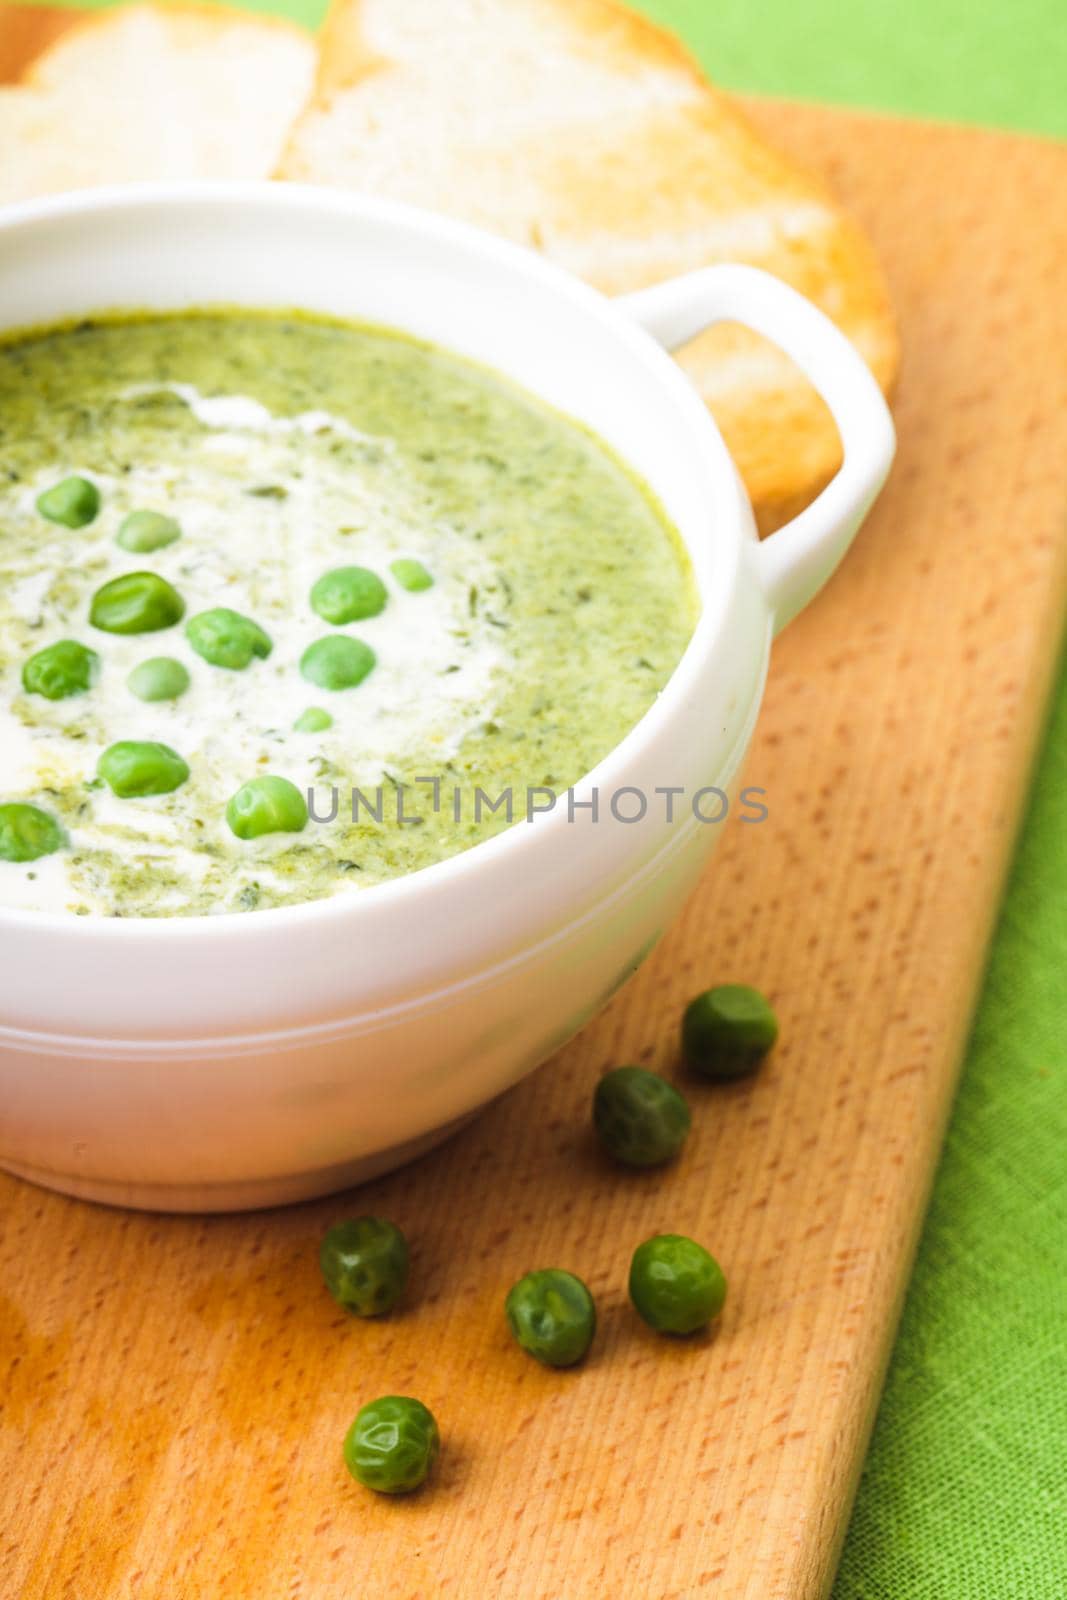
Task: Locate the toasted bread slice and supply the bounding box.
[0,3,316,201]
[280,0,899,530]
[0,5,80,83]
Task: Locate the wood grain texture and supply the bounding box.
[1,102,1066,1600]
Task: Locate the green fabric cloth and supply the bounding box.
[20,0,1067,1590]
[643,12,1067,1595]
[627,6,1067,1593]
[646,15,1067,1588]
[833,682,1067,1593]
[627,12,1067,1595]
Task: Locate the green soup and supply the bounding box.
[0,312,697,916]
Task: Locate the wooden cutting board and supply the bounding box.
[2,65,1066,1600]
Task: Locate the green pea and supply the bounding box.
[505,1269,596,1368]
[294,706,332,733]
[36,475,100,529]
[185,608,272,670]
[310,565,387,624]
[127,657,190,703]
[300,635,376,692]
[593,1066,691,1168]
[116,509,182,553]
[0,803,66,863]
[343,1396,439,1495]
[682,984,779,1080]
[90,571,185,635]
[629,1235,726,1335]
[390,558,434,593]
[226,775,307,840]
[21,639,98,701]
[97,741,189,798]
[320,1217,409,1317]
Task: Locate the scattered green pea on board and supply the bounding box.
[36,475,99,529]
[629,1234,727,1335]
[344,1396,440,1494]
[22,639,98,701]
[593,1066,691,1167]
[320,1217,409,1317]
[682,983,779,1080]
[0,803,66,863]
[320,981,769,1497]
[505,1268,596,1367]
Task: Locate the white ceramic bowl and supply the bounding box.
[0,184,894,1210]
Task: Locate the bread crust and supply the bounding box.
[0,2,316,198]
[0,5,79,83]
[282,0,899,531]
[1,1,312,85]
[1,0,898,531]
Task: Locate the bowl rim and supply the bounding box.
[0,180,753,938]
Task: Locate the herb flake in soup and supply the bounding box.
[0,312,697,917]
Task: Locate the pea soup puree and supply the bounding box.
[0,311,697,917]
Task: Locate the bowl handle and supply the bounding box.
[617,264,896,633]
